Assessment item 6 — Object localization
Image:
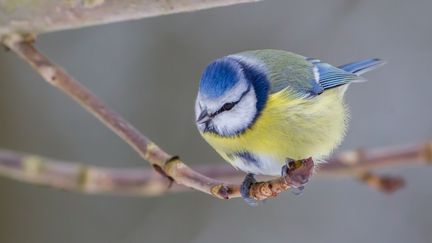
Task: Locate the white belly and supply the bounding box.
[231,153,283,176]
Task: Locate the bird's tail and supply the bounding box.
[338,58,386,75]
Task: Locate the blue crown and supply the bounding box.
[199,58,242,98]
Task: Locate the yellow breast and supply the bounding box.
[202,88,348,166]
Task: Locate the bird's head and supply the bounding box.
[195,56,269,136]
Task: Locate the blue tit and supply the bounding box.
[194,49,385,202]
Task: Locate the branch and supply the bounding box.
[0,141,430,196]
[0,0,259,38]
[4,34,319,200]
[0,149,174,196]
[4,33,432,200]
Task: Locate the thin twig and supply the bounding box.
[0,0,260,38]
[0,149,174,196]
[0,141,430,196]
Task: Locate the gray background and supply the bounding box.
[0,0,431,242]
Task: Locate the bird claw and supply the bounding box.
[240,159,313,204]
[240,173,261,206]
[281,157,314,195]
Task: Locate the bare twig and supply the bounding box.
[0,141,430,196]
[3,35,432,199]
[3,34,319,200]
[0,149,174,196]
[3,34,432,200]
[0,0,259,38]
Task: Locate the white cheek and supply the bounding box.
[212,89,257,135]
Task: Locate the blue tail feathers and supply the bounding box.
[338,58,386,75]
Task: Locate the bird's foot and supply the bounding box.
[240,173,261,206]
[281,157,314,196]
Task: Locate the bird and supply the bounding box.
[194,49,385,204]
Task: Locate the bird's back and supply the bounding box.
[231,50,319,95]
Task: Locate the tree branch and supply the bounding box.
[0,0,259,38]
[0,140,430,196]
[2,34,431,200]
[4,34,320,200]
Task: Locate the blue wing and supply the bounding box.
[308,57,385,91]
[307,58,361,91]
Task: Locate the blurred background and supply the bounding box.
[0,0,431,242]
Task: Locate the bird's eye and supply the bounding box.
[214,101,237,116]
[222,102,235,111]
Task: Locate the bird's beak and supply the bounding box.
[196,110,211,124]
